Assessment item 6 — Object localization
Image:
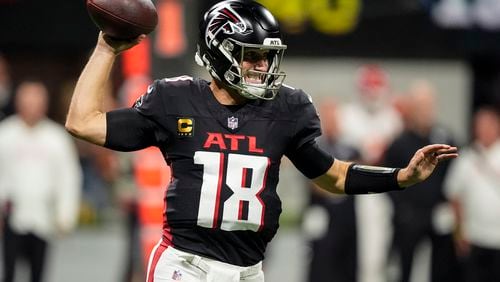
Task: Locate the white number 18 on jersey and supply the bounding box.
[194,151,270,232]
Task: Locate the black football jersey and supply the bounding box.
[105,76,330,266]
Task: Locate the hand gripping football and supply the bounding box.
[86,0,158,40]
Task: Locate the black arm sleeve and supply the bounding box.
[288,140,334,179]
[104,108,162,152]
[344,164,402,194]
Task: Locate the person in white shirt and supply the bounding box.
[444,106,500,282]
[339,65,403,282]
[0,80,82,282]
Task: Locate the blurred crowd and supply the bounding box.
[0,50,499,282]
[0,55,82,282]
[301,64,500,282]
[0,53,143,282]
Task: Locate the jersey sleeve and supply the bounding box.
[287,140,334,179]
[285,90,333,178]
[132,79,167,118]
[104,80,169,151]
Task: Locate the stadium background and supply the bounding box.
[1,0,499,281]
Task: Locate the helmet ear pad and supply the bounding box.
[196,41,242,86]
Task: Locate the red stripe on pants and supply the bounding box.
[147,241,169,282]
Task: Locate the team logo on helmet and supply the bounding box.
[205,4,251,47]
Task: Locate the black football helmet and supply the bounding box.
[195,0,287,100]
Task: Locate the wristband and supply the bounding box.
[344,164,402,195]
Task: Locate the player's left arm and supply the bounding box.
[286,90,457,194]
[313,144,458,194]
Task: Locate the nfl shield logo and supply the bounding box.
[172,270,182,280]
[227,116,239,130]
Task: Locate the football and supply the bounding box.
[86,0,158,40]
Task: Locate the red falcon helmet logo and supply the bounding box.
[205,4,252,47]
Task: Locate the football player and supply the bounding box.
[66,1,458,281]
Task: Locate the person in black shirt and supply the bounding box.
[65,1,458,281]
[385,80,461,282]
[302,98,360,282]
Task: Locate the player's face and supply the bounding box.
[240,48,269,85]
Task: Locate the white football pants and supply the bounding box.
[146,242,264,282]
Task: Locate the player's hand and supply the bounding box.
[397,144,458,187]
[97,31,146,55]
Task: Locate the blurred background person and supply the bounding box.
[339,64,403,282]
[0,54,13,121]
[444,107,500,282]
[302,97,360,282]
[0,80,82,282]
[340,64,403,165]
[384,79,460,282]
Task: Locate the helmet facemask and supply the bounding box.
[223,39,286,100]
[197,38,286,100]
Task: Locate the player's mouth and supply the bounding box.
[243,70,265,85]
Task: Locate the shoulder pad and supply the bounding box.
[281,86,313,105]
[152,76,196,98]
[162,75,194,83]
[157,75,194,88]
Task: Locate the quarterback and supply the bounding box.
[66,1,458,281]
